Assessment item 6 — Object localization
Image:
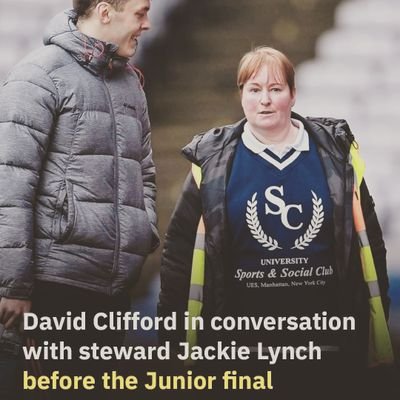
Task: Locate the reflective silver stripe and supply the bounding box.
[358,230,369,247]
[368,280,381,298]
[189,284,203,302]
[249,345,340,354]
[194,233,205,249]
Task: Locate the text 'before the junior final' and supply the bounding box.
[23,370,274,392]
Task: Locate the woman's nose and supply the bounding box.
[260,90,271,105]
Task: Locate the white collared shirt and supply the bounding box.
[241,120,310,170]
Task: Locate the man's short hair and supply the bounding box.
[73,0,129,18]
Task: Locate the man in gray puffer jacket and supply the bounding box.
[0,0,158,395]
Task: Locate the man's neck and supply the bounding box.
[76,18,108,43]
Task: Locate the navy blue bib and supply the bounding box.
[226,134,338,345]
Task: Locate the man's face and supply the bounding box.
[107,0,151,58]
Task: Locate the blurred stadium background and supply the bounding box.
[1,0,398,359]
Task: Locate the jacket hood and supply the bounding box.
[298,114,354,160]
[182,119,245,165]
[183,113,354,165]
[43,9,128,75]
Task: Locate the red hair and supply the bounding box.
[237,46,295,95]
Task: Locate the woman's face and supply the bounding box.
[241,64,295,138]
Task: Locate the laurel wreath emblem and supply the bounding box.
[246,190,324,251]
[291,191,324,250]
[246,193,282,250]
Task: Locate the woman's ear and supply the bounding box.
[291,87,297,107]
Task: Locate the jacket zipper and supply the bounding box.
[103,78,120,290]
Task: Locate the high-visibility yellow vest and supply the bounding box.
[350,143,394,366]
[186,146,394,366]
[185,163,205,366]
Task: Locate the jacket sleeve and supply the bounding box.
[360,180,390,318]
[158,171,202,346]
[139,93,159,252]
[0,63,57,299]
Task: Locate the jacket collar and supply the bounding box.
[294,112,353,160]
[183,112,353,166]
[43,9,129,76]
[182,119,245,165]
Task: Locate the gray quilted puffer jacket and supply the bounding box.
[0,10,159,298]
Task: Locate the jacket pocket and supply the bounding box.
[52,180,76,243]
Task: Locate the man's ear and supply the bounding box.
[96,2,112,24]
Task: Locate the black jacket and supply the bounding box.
[159,113,389,365]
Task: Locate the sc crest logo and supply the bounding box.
[246,185,324,251]
[264,186,303,230]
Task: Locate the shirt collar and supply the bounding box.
[242,119,309,157]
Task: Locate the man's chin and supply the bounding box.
[117,47,137,59]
